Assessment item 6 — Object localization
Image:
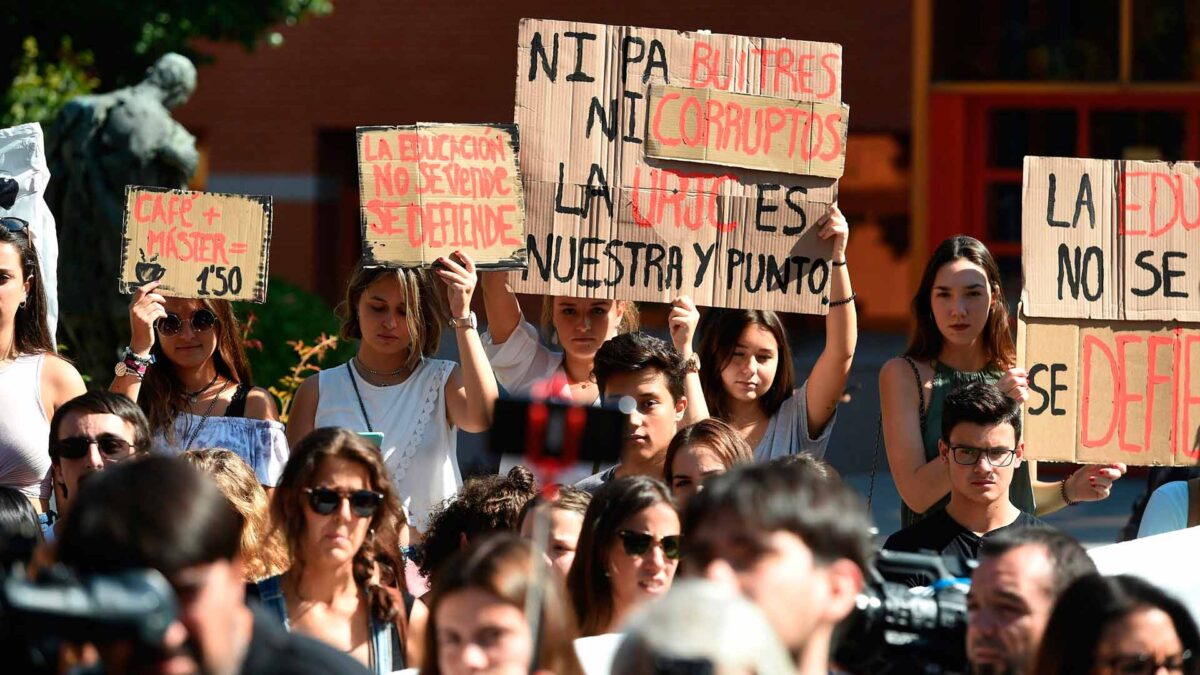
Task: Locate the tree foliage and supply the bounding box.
[2,1,332,115]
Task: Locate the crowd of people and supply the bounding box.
[1,208,1197,674]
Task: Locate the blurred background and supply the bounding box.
[8,0,1197,543]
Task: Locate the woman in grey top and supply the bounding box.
[697,205,855,461]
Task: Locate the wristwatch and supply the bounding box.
[448,311,478,330]
[683,354,701,373]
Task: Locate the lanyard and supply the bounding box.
[345,363,374,432]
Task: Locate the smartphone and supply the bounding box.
[358,431,385,448]
[487,397,624,466]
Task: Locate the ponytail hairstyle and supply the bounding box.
[418,465,539,583]
[140,299,253,438]
[906,236,1016,369]
[0,219,53,358]
[272,428,407,625]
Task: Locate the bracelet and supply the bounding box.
[122,346,154,366]
[827,292,856,307]
[831,259,848,267]
[1060,474,1077,506]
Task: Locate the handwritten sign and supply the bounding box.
[645,85,848,178]
[356,123,525,268]
[1022,157,1200,322]
[118,186,272,303]
[1018,312,1200,466]
[513,19,843,314]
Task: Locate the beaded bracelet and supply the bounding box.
[828,292,856,307]
[1060,474,1077,506]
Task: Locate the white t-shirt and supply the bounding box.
[482,317,600,404]
[1138,480,1193,539]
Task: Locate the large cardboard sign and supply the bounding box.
[1018,312,1200,466]
[118,186,272,303]
[645,85,848,178]
[356,123,525,268]
[1022,157,1200,322]
[513,19,843,314]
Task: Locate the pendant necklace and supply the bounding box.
[185,373,221,404]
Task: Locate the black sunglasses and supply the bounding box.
[304,487,384,518]
[156,308,218,337]
[54,435,135,461]
[618,530,682,560]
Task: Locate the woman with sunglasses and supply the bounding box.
[566,476,680,637]
[421,533,584,675]
[880,236,1124,527]
[0,217,85,525]
[111,280,287,486]
[1035,574,1200,675]
[287,252,497,532]
[260,427,409,673]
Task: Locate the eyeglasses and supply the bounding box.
[1102,649,1192,675]
[618,530,682,560]
[156,309,218,337]
[304,487,384,518]
[948,445,1017,468]
[0,216,28,234]
[53,435,135,461]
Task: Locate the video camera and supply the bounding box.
[0,523,178,675]
[834,549,971,675]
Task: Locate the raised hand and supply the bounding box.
[816,202,850,261]
[997,367,1030,403]
[669,295,700,356]
[1064,463,1127,503]
[436,251,478,320]
[129,280,167,356]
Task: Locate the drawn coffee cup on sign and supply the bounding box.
[135,248,167,283]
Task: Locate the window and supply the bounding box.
[1133,0,1200,82]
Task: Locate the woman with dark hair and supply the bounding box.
[697,206,855,460]
[518,485,592,582]
[880,235,1124,526]
[663,418,753,508]
[567,476,680,636]
[287,254,497,531]
[0,218,85,525]
[1035,574,1200,675]
[421,533,584,675]
[0,485,42,547]
[112,280,285,486]
[259,427,408,673]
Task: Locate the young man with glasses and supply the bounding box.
[884,382,1049,580]
[47,390,151,540]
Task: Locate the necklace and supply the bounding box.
[185,373,221,404]
[354,356,407,378]
[182,379,232,449]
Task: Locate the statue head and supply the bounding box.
[143,53,197,108]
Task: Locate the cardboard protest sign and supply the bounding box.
[118,186,272,303]
[513,19,843,314]
[1022,157,1200,322]
[1017,311,1200,466]
[645,85,848,178]
[356,123,524,268]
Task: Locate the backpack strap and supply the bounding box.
[1188,478,1200,529]
[255,575,290,630]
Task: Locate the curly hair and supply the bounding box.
[181,448,288,582]
[418,465,538,583]
[271,427,407,623]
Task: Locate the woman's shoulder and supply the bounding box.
[242,386,280,421]
[880,356,928,382]
[39,353,85,400]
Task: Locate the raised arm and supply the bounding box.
[805,204,857,436]
[879,357,950,513]
[109,281,166,403]
[439,252,498,433]
[479,270,522,344]
[669,295,709,424]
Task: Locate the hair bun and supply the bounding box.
[506,465,537,493]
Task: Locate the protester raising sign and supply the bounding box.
[1021,156,1200,466]
[356,123,525,268]
[118,186,272,303]
[513,19,845,314]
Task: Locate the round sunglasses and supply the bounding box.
[156,308,218,337]
[53,434,135,461]
[304,487,384,518]
[617,530,682,560]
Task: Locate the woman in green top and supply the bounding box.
[880,236,1126,527]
